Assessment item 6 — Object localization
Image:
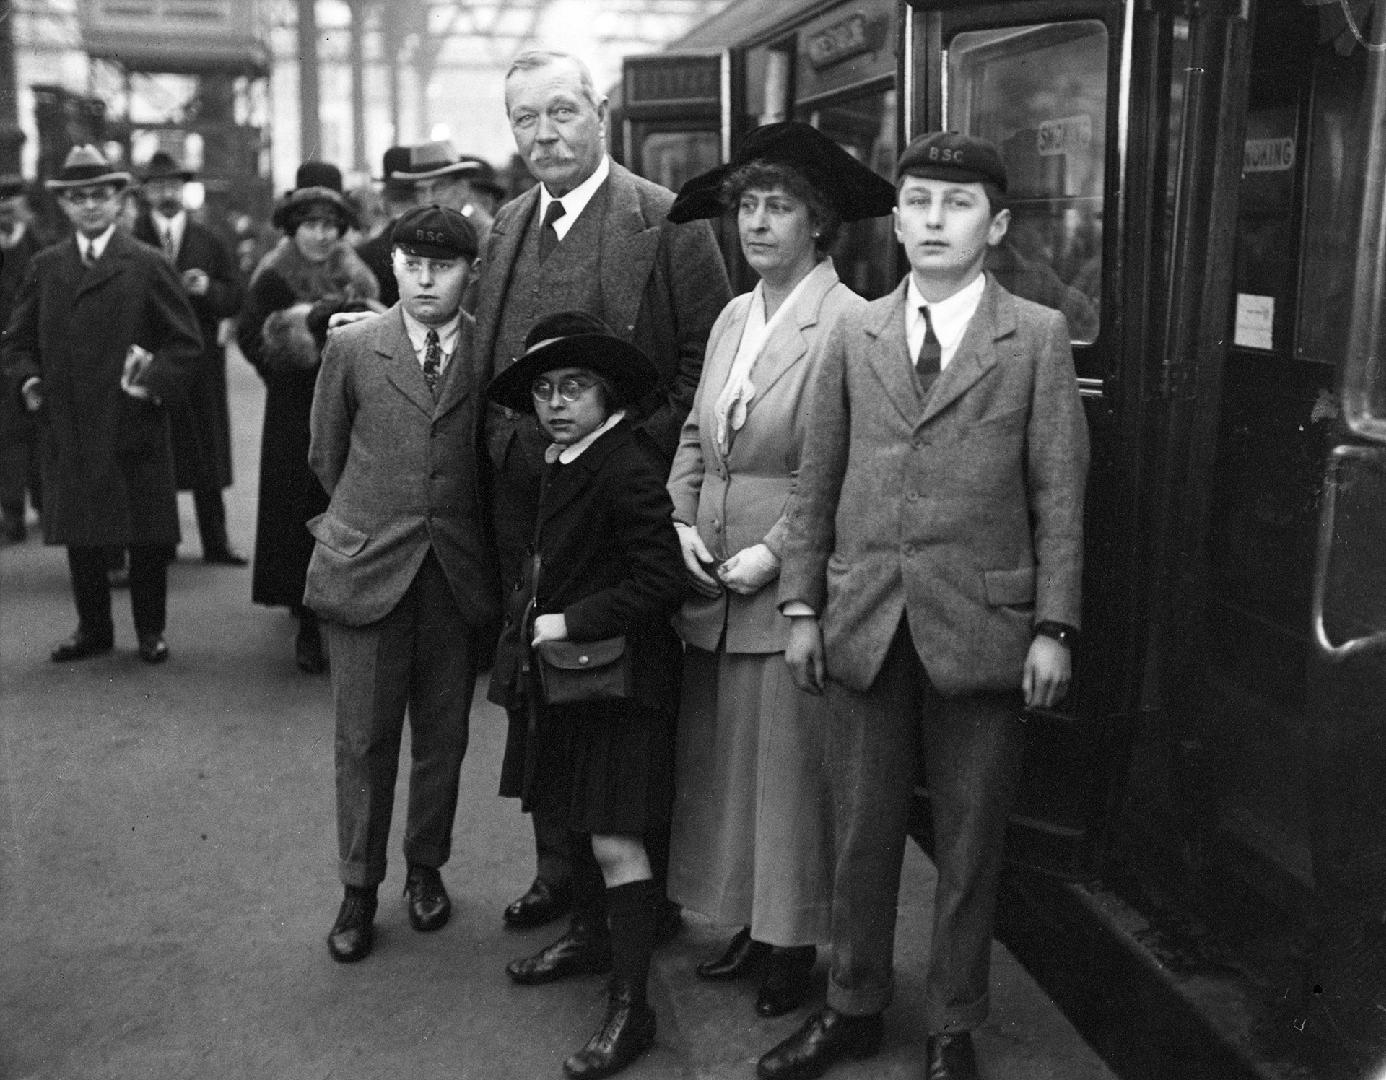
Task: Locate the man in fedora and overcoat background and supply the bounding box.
[134,150,247,565]
[3,144,202,664]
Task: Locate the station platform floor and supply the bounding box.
[0,349,1121,1080]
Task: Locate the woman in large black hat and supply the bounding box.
[237,161,381,673]
[664,121,896,1016]
[487,312,685,1080]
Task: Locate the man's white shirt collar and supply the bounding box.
[156,209,186,251]
[906,272,987,371]
[539,154,610,242]
[81,225,116,262]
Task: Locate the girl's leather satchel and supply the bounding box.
[533,636,632,705]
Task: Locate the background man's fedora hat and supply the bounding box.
[45,145,132,191]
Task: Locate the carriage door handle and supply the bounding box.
[1311,444,1386,661]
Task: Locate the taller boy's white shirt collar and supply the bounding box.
[538,154,610,242]
[906,272,987,370]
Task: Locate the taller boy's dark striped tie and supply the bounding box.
[916,306,941,390]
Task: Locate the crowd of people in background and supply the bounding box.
[0,45,1089,1080]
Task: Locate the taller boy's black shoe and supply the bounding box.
[756,1007,883,1080]
[404,864,451,932]
[924,1032,978,1080]
[326,886,377,963]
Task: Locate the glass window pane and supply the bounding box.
[809,88,897,300]
[946,21,1107,343]
[1298,47,1367,366]
[638,130,722,195]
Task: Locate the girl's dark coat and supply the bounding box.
[492,418,685,804]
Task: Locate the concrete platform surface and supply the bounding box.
[0,351,1119,1080]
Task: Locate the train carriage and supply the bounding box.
[616,1,1386,1076]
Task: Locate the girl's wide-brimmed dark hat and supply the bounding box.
[668,121,896,224]
[44,145,132,191]
[271,160,358,232]
[486,311,660,414]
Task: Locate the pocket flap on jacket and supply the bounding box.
[983,566,1036,606]
[308,514,369,557]
[534,636,627,671]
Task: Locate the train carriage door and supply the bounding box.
[1302,5,1386,1053]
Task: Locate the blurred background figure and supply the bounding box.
[355,146,422,307]
[135,151,248,566]
[344,183,386,247]
[3,145,202,665]
[237,161,381,674]
[0,175,45,542]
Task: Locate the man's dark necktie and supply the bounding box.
[539,200,565,260]
[161,225,178,263]
[423,329,441,397]
[916,305,941,390]
[81,241,96,267]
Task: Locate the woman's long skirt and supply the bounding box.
[668,646,833,946]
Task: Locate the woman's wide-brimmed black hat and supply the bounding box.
[486,311,659,414]
[668,121,896,224]
[271,161,358,232]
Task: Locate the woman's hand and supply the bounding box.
[531,613,568,646]
[718,543,780,595]
[675,522,721,598]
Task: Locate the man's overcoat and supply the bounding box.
[2,230,202,546]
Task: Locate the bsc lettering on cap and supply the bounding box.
[927,146,964,164]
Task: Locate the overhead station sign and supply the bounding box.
[79,0,269,75]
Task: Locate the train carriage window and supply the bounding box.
[1297,45,1369,367]
[945,21,1107,344]
[638,131,723,196]
[807,89,898,300]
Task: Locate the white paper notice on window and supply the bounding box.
[1234,294,1274,350]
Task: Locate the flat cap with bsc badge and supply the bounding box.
[390,204,478,260]
[895,131,1008,191]
[486,310,659,414]
[45,144,133,192]
[668,120,896,224]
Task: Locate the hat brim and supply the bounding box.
[393,161,477,182]
[486,333,659,414]
[142,169,196,184]
[45,170,132,192]
[668,121,896,224]
[271,186,358,232]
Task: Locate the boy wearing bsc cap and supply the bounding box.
[764,133,1089,1080]
[305,205,500,963]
